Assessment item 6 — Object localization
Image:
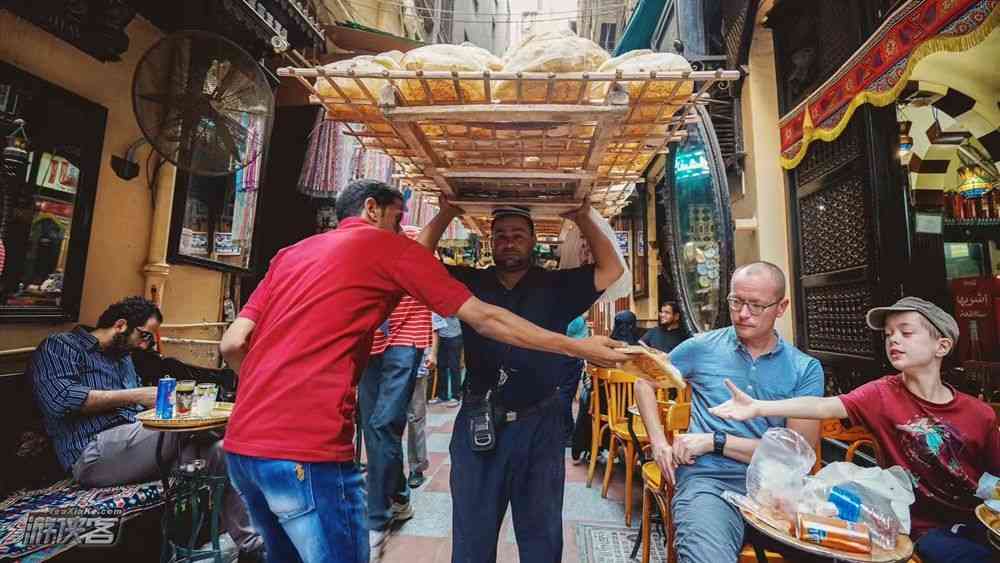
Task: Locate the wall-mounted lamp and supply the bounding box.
[110,138,149,181]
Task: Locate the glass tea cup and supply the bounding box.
[193,383,219,418]
[175,380,197,417]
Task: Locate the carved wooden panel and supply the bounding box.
[770,1,866,114]
[805,282,875,357]
[798,175,870,276]
[796,118,863,186]
[721,0,758,67]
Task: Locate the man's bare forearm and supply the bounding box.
[720,435,759,464]
[418,210,455,251]
[80,389,149,415]
[220,318,256,375]
[456,298,578,357]
[574,212,624,291]
[635,380,667,447]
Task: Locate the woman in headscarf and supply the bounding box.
[609,310,640,345]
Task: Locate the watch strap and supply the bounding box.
[713,431,727,455]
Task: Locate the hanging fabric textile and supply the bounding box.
[298,109,397,199]
[297,108,341,199]
[232,113,262,247]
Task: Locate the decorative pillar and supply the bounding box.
[742,24,795,341]
[143,160,175,308]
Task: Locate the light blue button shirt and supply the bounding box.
[670,326,824,474]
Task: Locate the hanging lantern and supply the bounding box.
[957,164,990,199]
[2,118,30,187]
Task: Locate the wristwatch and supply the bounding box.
[713,431,727,455]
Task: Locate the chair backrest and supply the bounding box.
[819,418,884,468]
[655,399,691,443]
[603,369,638,432]
[591,367,611,420]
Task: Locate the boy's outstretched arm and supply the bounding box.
[710,379,848,421]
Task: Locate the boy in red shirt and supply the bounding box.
[711,297,1000,563]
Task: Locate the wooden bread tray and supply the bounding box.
[276,67,740,233]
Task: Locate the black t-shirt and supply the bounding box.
[448,265,601,410]
[640,327,687,354]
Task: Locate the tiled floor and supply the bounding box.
[378,402,644,563]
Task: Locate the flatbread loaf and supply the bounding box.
[495,31,609,102]
[399,44,491,103]
[620,345,685,389]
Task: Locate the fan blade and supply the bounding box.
[215,61,249,99]
[206,108,245,166]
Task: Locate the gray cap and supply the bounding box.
[491,206,533,221]
[865,296,960,342]
[491,206,535,230]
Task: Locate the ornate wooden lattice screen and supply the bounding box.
[769,0,911,393]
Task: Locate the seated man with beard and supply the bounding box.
[28,296,262,559]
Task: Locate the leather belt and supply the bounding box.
[465,390,561,424]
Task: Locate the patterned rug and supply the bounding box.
[574,521,666,563]
[0,478,163,560]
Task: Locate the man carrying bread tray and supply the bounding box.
[420,199,658,562]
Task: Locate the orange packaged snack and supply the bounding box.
[797,514,872,554]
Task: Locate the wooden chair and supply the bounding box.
[638,389,691,563]
[601,369,645,526]
[586,366,611,487]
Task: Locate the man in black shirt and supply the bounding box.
[641,301,688,353]
[419,200,624,563]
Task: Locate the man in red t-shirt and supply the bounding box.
[712,297,1000,563]
[219,179,630,563]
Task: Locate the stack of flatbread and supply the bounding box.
[620,344,685,389]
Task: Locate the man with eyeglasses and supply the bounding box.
[28,296,263,559]
[634,262,823,563]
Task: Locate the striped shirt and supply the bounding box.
[29,327,144,471]
[370,296,433,355]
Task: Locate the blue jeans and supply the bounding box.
[436,336,463,400]
[226,453,367,563]
[359,345,423,530]
[915,521,992,563]
[450,400,566,563]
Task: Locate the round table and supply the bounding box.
[975,504,1000,552]
[138,405,233,563]
[739,506,914,563]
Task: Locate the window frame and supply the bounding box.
[166,169,263,275]
[0,62,107,324]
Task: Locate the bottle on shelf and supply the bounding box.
[945,188,963,220]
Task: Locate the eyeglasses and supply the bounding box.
[726,296,781,316]
[135,327,155,343]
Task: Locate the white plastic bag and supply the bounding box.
[803,462,915,535]
[559,208,631,304]
[746,427,816,521]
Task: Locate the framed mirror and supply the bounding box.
[0,62,106,323]
[660,105,734,334]
[167,169,262,274]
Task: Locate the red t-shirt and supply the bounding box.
[370,296,432,355]
[840,374,1000,536]
[224,218,472,462]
